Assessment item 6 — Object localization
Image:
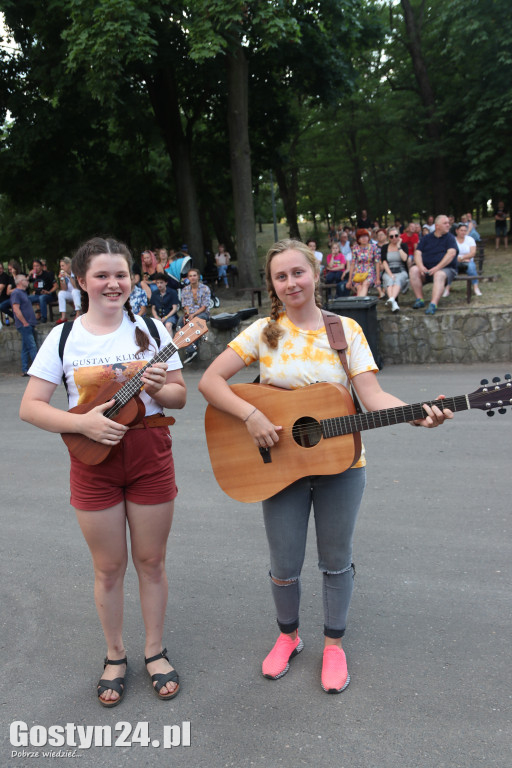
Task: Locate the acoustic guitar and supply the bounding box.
[205,376,511,503]
[62,318,207,465]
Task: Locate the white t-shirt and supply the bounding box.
[456,235,476,258]
[29,313,182,414]
[339,241,352,262]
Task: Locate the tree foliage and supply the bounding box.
[1,0,511,269]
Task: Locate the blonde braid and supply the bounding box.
[261,288,284,349]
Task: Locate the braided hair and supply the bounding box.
[261,239,322,349]
[72,236,151,354]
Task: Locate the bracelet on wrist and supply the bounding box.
[243,407,258,423]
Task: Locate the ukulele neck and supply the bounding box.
[104,340,178,417]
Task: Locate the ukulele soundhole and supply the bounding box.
[292,417,322,448]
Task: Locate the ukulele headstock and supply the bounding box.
[173,318,208,349]
[468,374,512,415]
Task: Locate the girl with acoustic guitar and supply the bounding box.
[198,239,452,694]
[20,236,187,707]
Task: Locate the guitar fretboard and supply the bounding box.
[321,395,469,438]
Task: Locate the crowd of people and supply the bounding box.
[0,206,506,375]
[310,208,491,315]
[1,243,229,371]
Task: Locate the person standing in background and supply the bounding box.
[10,274,38,375]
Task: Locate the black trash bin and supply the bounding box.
[327,296,382,368]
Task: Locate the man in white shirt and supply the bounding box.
[338,231,352,262]
[306,239,323,264]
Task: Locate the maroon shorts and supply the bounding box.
[70,426,177,511]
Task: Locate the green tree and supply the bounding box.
[0,1,177,265]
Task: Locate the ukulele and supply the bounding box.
[62,318,207,465]
[205,376,512,503]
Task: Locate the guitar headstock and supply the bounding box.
[468,374,512,415]
[173,318,208,349]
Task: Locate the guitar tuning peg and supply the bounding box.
[498,408,507,415]
[505,373,511,381]
[486,410,495,417]
[492,376,501,383]
[480,379,489,385]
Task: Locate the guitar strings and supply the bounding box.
[249,395,470,441]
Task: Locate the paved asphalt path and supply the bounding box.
[1,362,511,768]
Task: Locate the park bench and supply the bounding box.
[451,240,498,303]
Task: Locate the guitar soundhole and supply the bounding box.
[292,417,322,448]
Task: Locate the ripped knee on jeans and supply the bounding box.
[269,572,299,587]
[322,562,356,577]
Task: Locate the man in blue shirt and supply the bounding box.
[409,215,458,315]
[151,276,179,333]
[10,274,38,375]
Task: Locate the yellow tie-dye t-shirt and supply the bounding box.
[228,313,378,468]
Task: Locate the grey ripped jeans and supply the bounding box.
[262,467,366,639]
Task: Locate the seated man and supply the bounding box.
[338,230,352,262]
[177,268,210,364]
[151,275,179,334]
[28,259,56,323]
[409,214,458,315]
[306,239,323,265]
[129,273,148,316]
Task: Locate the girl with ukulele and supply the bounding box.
[199,239,452,693]
[20,237,186,707]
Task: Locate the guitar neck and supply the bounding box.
[104,340,178,416]
[321,394,469,438]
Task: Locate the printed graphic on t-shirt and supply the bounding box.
[74,360,146,405]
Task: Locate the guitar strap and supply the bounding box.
[321,310,363,414]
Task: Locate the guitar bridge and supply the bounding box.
[259,447,272,464]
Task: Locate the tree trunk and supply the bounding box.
[146,68,204,268]
[274,165,301,240]
[345,115,367,212]
[401,0,448,212]
[226,45,260,288]
[208,201,236,258]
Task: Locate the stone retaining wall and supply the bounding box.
[377,306,512,365]
[2,307,511,372]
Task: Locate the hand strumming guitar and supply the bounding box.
[244,407,282,449]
